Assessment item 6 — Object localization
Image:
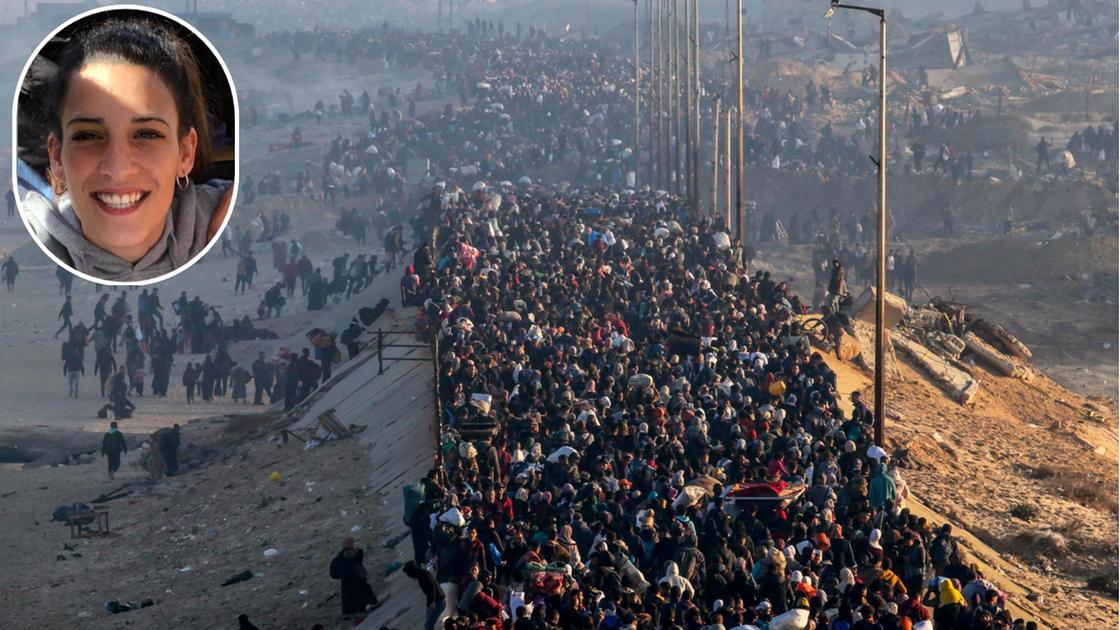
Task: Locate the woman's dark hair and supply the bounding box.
[49,15,212,180]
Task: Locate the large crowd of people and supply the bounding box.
[230,22,1059,629]
[385,176,1039,630]
[26,15,1086,628]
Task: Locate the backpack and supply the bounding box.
[930,535,953,567]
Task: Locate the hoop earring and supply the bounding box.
[176,175,190,191]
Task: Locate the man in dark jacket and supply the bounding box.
[329,538,381,618]
[827,259,846,313]
[404,560,445,630]
[100,421,127,480]
[251,352,274,405]
[159,424,182,476]
[62,340,84,398]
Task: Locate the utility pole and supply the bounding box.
[828,1,888,446]
[692,0,701,213]
[735,0,745,259]
[684,0,693,203]
[875,10,887,448]
[724,106,732,233]
[711,95,721,221]
[669,0,678,195]
[648,0,656,187]
[438,0,443,33]
[655,0,664,189]
[634,0,641,188]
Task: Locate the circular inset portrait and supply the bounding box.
[13,5,237,284]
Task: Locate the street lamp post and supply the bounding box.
[827,1,888,447]
[634,0,640,188]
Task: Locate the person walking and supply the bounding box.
[182,362,197,403]
[94,344,116,398]
[404,560,446,630]
[329,538,382,619]
[100,421,127,480]
[55,296,74,338]
[1,256,17,292]
[1035,137,1051,172]
[62,340,84,398]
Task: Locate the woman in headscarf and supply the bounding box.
[556,523,582,569]
[923,578,966,629]
[869,461,897,511]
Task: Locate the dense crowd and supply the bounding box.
[389,180,1036,630]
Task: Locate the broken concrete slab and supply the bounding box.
[963,332,1033,380]
[894,334,980,405]
[845,286,909,329]
[970,318,1034,361]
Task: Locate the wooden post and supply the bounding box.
[377,329,384,374]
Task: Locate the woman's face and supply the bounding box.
[48,60,197,262]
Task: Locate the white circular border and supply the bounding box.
[10,3,239,287]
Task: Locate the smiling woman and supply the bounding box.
[16,8,236,283]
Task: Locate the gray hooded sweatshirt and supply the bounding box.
[21,179,231,282]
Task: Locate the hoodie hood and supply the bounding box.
[21,179,230,282]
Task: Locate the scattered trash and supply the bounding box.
[269,471,282,482]
[263,548,279,557]
[104,599,154,614]
[349,525,362,533]
[1018,284,1032,290]
[1103,342,1112,349]
[179,566,193,573]
[384,560,403,576]
[77,612,91,618]
[221,570,254,587]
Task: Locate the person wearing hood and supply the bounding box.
[659,560,695,600]
[869,461,897,510]
[100,420,127,479]
[329,537,381,618]
[22,16,232,281]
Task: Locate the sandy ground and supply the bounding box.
[822,327,1119,628]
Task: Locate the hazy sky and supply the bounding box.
[0,0,1042,27]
